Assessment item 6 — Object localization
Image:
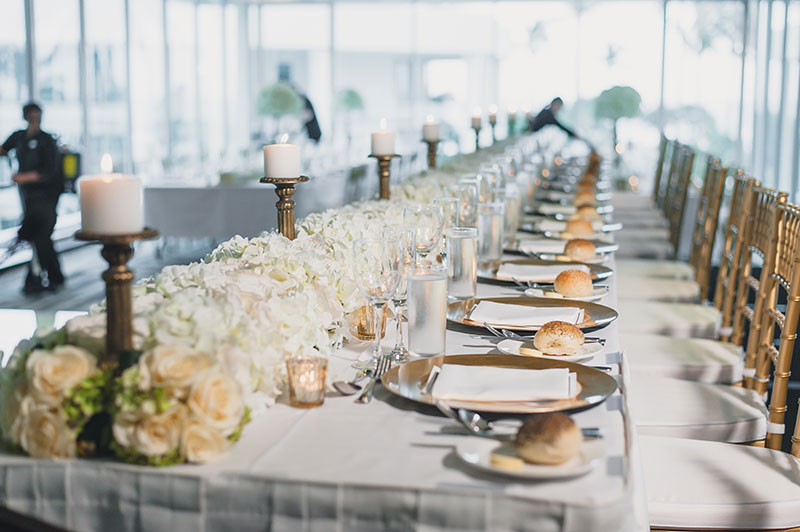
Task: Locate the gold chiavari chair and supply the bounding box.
[666,144,696,258]
[617,157,726,302]
[641,201,800,531]
[651,134,670,208]
[618,177,762,386]
[731,187,789,388]
[713,172,758,343]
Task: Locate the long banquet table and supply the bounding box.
[0,252,649,531]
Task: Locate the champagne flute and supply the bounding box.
[403,205,444,264]
[433,197,460,262]
[351,238,402,368]
[382,227,415,363]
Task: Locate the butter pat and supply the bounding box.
[490,452,524,471]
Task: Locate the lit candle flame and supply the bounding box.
[472,107,481,117]
[488,104,498,114]
[508,106,517,114]
[379,118,388,130]
[426,115,435,124]
[100,153,113,174]
[279,133,289,144]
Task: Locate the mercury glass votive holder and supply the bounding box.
[286,357,328,408]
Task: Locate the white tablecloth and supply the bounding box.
[0,252,648,532]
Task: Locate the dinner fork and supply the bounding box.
[481,323,606,345]
[355,355,392,404]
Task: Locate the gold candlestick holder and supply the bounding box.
[369,153,399,200]
[472,126,481,151]
[423,139,439,169]
[74,228,158,368]
[489,117,497,143]
[260,175,309,240]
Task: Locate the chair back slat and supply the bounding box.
[750,201,800,450]
[652,135,670,206]
[667,145,695,258]
[691,159,728,301]
[689,156,717,271]
[658,141,681,212]
[733,186,788,388]
[714,173,758,341]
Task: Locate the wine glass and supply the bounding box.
[351,238,402,368]
[456,178,479,227]
[382,227,415,363]
[403,205,444,264]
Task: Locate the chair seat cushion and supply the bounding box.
[622,333,743,383]
[611,192,656,210]
[630,376,766,442]
[615,258,694,280]
[615,226,671,241]
[641,435,800,529]
[614,238,674,260]
[617,277,700,302]
[618,301,720,338]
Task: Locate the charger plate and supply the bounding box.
[447,296,618,333]
[505,237,619,257]
[478,258,613,286]
[381,354,617,414]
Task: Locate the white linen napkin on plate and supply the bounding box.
[496,263,591,282]
[467,300,584,326]
[537,203,576,215]
[518,239,568,254]
[433,365,577,401]
[534,219,568,232]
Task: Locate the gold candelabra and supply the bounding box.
[423,140,439,169]
[74,228,158,368]
[369,153,399,200]
[489,116,497,143]
[472,126,481,152]
[260,175,309,240]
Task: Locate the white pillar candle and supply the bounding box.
[371,119,395,155]
[488,104,498,126]
[471,108,482,130]
[263,134,301,178]
[79,154,144,235]
[508,107,517,126]
[422,115,440,142]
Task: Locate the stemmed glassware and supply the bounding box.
[403,205,444,264]
[351,238,402,369]
[382,227,415,363]
[433,197,460,262]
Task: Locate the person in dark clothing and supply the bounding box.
[300,93,322,144]
[0,102,65,294]
[529,97,579,138]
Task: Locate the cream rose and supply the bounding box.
[180,417,230,463]
[17,398,76,458]
[26,345,97,405]
[139,344,213,398]
[186,370,244,437]
[131,404,187,456]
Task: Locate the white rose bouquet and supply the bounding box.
[110,344,250,466]
[0,329,110,459]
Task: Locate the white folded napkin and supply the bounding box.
[518,239,567,254]
[496,263,591,282]
[535,219,568,232]
[433,364,577,402]
[537,203,576,216]
[468,300,584,327]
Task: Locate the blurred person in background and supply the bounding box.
[0,102,65,294]
[529,97,579,139]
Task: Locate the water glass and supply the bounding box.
[407,263,448,357]
[434,197,460,232]
[403,205,444,264]
[456,178,479,227]
[477,202,505,268]
[446,227,478,300]
[463,172,491,204]
[496,184,522,245]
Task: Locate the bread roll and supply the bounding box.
[574,190,596,207]
[533,320,585,355]
[514,413,582,465]
[573,205,601,221]
[563,218,595,237]
[554,269,593,297]
[564,239,597,262]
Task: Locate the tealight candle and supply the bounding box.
[79,154,143,235]
[488,104,498,126]
[371,119,395,155]
[422,115,440,142]
[264,134,301,179]
[471,108,482,130]
[286,356,328,408]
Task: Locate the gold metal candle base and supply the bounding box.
[472,127,481,151]
[369,154,399,200]
[74,228,158,368]
[490,124,497,144]
[423,140,439,169]
[260,175,310,240]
